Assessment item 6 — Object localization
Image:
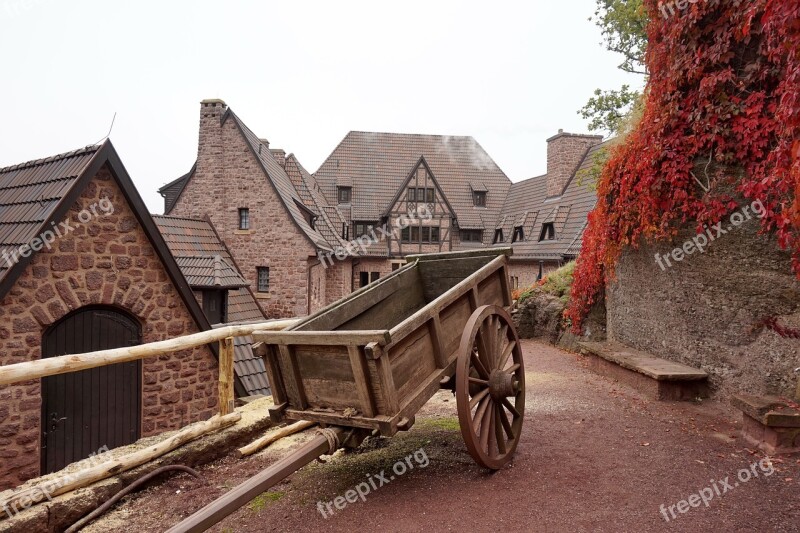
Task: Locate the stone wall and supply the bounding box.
[169,100,315,319]
[607,219,800,401]
[0,165,218,489]
[508,260,561,291]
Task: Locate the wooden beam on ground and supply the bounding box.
[0,413,241,511]
[0,319,299,386]
[236,420,316,458]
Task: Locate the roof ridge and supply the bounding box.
[151,214,209,223]
[0,144,101,174]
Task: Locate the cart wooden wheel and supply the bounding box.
[456,305,525,470]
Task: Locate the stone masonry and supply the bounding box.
[169,101,316,318]
[0,165,218,489]
[546,131,603,198]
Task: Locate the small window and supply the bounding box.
[408,188,434,203]
[338,186,352,204]
[425,188,435,203]
[431,227,440,243]
[473,191,487,207]
[407,188,417,202]
[493,228,504,244]
[401,227,410,243]
[360,272,369,288]
[354,222,376,238]
[410,226,420,243]
[510,276,519,290]
[370,272,380,283]
[257,267,270,293]
[539,223,556,241]
[537,261,544,281]
[341,223,349,240]
[460,229,482,243]
[421,227,430,243]
[512,226,524,243]
[238,208,250,230]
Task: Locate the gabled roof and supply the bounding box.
[158,163,195,215]
[153,214,270,396]
[314,132,512,234]
[381,156,457,218]
[226,111,333,252]
[174,255,249,289]
[0,141,249,397]
[495,141,609,260]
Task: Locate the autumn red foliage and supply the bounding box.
[566,0,800,332]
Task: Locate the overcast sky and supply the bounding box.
[0,0,643,212]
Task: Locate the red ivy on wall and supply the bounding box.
[566,0,800,332]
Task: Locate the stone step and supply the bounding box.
[732,394,800,455]
[578,341,710,401]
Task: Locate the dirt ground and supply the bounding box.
[84,340,799,533]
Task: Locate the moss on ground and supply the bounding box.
[248,490,286,513]
[518,261,575,304]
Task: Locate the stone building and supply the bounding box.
[160,99,603,317]
[0,141,248,489]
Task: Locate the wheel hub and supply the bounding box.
[489,370,516,399]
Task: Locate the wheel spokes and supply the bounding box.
[498,403,514,440]
[494,403,507,455]
[469,387,490,410]
[470,349,490,380]
[487,404,497,458]
[473,396,491,429]
[498,340,516,372]
[502,397,521,419]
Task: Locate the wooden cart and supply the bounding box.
[168,248,525,532]
[255,247,525,470]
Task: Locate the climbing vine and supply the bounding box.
[567,0,800,332]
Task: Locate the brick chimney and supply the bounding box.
[546,130,603,198]
[197,99,228,202]
[270,148,286,168]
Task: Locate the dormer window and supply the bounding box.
[493,228,504,244]
[512,226,524,243]
[473,191,487,207]
[238,208,250,230]
[338,186,352,204]
[539,222,556,241]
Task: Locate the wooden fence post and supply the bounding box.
[219,337,235,416]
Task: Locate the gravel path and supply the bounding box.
[86,340,800,533]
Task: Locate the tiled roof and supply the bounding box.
[494,142,608,260]
[153,214,270,396]
[152,215,265,323]
[0,145,100,285]
[158,164,195,215]
[314,132,512,244]
[174,255,249,289]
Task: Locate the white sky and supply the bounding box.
[0,0,643,212]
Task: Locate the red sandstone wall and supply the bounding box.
[0,165,218,489]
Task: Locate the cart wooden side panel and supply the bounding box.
[254,249,513,437]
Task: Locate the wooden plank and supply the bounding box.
[251,330,391,347]
[388,255,506,346]
[294,346,355,382]
[375,354,400,414]
[339,276,427,331]
[294,265,421,331]
[218,337,235,416]
[348,346,376,417]
[283,409,389,431]
[263,346,287,405]
[388,326,437,401]
[417,256,499,302]
[499,263,512,306]
[278,345,308,409]
[428,315,447,368]
[477,274,505,309]
[405,247,513,262]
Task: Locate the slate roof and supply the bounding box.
[0,141,253,396]
[152,214,271,396]
[0,146,100,285]
[174,255,249,289]
[314,132,512,243]
[493,141,608,260]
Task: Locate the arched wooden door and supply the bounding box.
[41,307,142,474]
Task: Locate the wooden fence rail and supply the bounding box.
[0,318,300,416]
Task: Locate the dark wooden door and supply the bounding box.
[41,307,142,474]
[202,290,225,325]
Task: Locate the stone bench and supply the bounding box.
[578,341,710,401]
[732,394,800,455]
